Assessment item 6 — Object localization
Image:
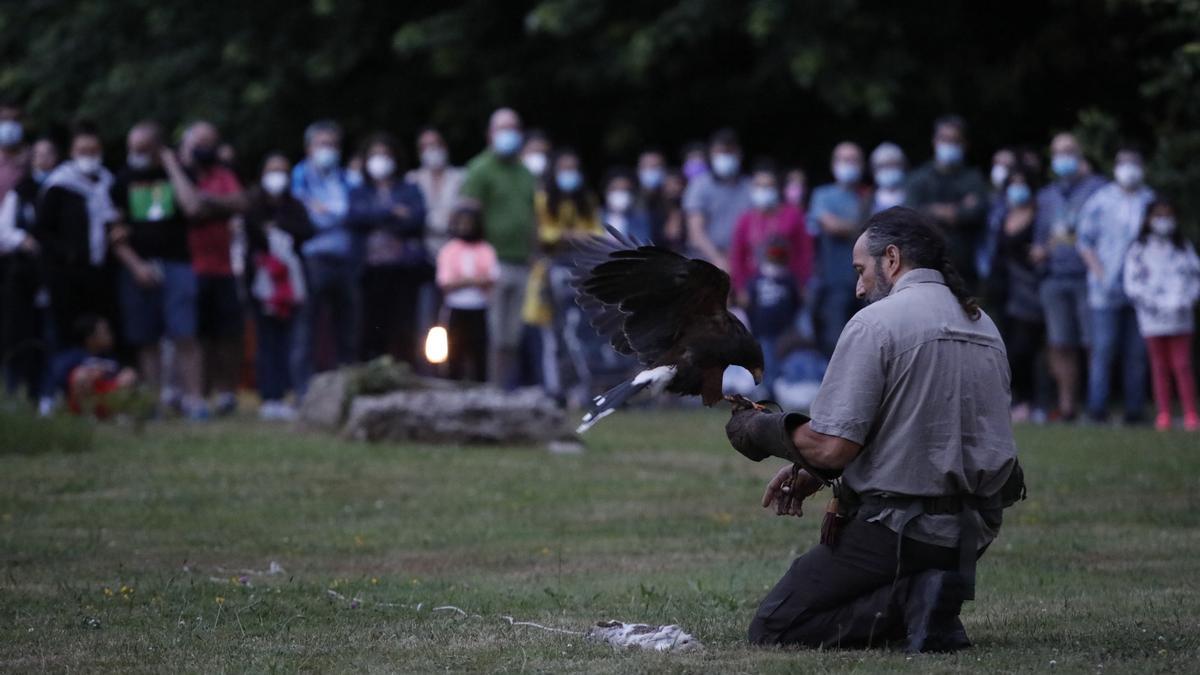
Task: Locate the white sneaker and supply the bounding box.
[259,401,298,422]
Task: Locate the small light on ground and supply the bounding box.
[425,326,449,364]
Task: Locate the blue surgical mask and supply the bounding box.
[874,167,904,188]
[1006,183,1031,206]
[0,120,22,147]
[492,129,523,156]
[1051,154,1078,178]
[638,167,664,190]
[555,169,581,192]
[312,146,340,170]
[833,161,861,184]
[935,142,963,166]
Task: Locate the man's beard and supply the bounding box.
[864,258,893,304]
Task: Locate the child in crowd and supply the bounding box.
[49,314,138,418]
[745,236,801,394]
[1123,199,1200,431]
[436,205,498,382]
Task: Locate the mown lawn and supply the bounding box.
[1,409,1199,673]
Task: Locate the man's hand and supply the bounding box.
[761,464,823,517]
[131,260,163,288]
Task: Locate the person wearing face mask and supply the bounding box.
[635,149,668,241]
[994,166,1047,422]
[107,121,204,418]
[870,142,907,214]
[291,119,355,397]
[601,169,652,243]
[1122,200,1200,431]
[407,127,464,260]
[520,130,552,190]
[682,128,753,271]
[174,120,248,417]
[437,205,499,383]
[30,138,59,186]
[460,108,537,389]
[529,149,601,404]
[346,133,428,366]
[0,102,28,200]
[783,168,807,209]
[1076,147,1155,424]
[36,122,120,375]
[1030,132,1107,422]
[0,125,44,402]
[978,147,1020,319]
[904,115,989,292]
[242,153,315,421]
[729,161,811,308]
[807,141,870,356]
[406,127,464,368]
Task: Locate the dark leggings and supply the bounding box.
[360,265,422,366]
[1004,318,1044,406]
[447,308,487,383]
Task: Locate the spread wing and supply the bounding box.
[572,226,731,366]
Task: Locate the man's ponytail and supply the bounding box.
[863,206,982,321]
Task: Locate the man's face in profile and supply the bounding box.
[852,233,893,304]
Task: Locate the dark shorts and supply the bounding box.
[117,260,198,346]
[196,274,244,340]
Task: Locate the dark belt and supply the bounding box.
[855,493,999,602]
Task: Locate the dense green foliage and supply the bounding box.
[2,411,1199,671]
[1,0,1196,224]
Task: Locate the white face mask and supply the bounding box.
[990,164,1009,189]
[261,170,289,196]
[1114,162,1143,189]
[750,186,778,209]
[606,189,633,213]
[421,147,447,169]
[127,152,152,170]
[874,167,904,189]
[366,154,395,180]
[74,155,102,175]
[711,152,740,178]
[522,152,547,176]
[1150,216,1176,237]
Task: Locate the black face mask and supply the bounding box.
[192,146,218,167]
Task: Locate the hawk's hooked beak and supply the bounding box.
[751,367,764,385]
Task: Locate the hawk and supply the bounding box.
[572,226,763,433]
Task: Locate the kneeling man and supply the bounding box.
[727,206,1024,652]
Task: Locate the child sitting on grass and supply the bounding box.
[436,205,498,382]
[48,314,138,418]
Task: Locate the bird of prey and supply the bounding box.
[571,226,764,433]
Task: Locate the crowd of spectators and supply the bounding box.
[0,102,1196,430]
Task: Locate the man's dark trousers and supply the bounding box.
[749,518,977,648]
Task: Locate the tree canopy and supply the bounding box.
[1,0,1196,221]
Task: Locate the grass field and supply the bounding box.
[2,409,1199,673]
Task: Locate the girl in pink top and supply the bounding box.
[729,164,813,305]
[436,206,498,382]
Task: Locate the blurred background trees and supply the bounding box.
[0,0,1195,223]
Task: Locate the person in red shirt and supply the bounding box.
[729,161,813,308]
[167,121,248,416]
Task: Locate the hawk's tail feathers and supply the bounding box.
[576,366,676,434]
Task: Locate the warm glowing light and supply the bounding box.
[425,326,449,364]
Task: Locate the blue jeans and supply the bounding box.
[255,310,295,402]
[815,283,858,357]
[1086,305,1147,420]
[759,336,780,394]
[292,256,360,397]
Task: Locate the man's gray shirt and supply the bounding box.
[808,268,1018,548]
